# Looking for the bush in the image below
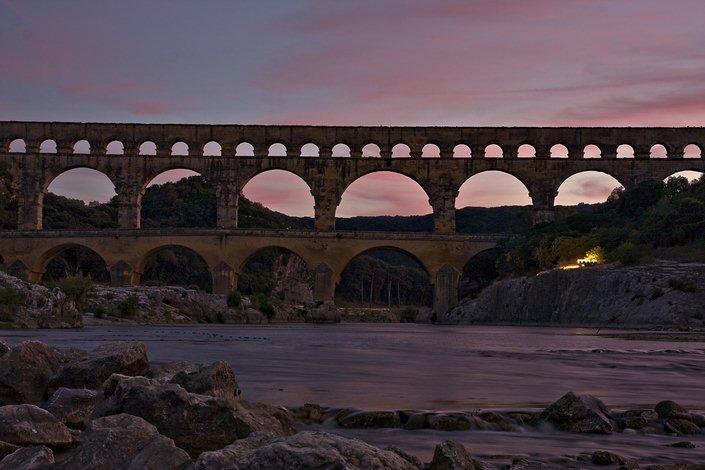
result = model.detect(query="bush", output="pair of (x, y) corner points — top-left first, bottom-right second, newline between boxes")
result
(399, 305), (416, 323)
(55, 275), (94, 312)
(226, 290), (242, 308)
(0, 287), (26, 321)
(668, 278), (697, 293)
(610, 242), (643, 265)
(92, 304), (108, 319)
(251, 293), (276, 320)
(118, 294), (140, 318)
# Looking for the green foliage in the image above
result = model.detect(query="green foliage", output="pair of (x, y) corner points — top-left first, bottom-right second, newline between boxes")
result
(251, 293), (276, 319)
(399, 305), (417, 323)
(0, 287), (26, 321)
(54, 275), (94, 311)
(609, 242), (643, 265)
(92, 304), (108, 318)
(118, 294), (140, 318)
(226, 290), (242, 308)
(585, 246), (606, 263)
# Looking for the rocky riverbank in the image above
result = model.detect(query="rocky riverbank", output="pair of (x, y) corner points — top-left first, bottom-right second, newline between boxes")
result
(440, 261), (705, 329)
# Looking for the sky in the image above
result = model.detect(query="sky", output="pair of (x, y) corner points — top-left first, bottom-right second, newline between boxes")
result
(2, 0), (704, 216)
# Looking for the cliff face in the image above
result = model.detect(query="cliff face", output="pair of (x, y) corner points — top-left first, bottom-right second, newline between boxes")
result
(439, 262), (705, 328)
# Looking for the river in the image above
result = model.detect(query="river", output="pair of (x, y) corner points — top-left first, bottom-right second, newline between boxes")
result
(4, 323), (705, 464)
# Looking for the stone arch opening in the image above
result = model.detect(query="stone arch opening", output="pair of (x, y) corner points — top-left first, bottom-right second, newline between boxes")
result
(73, 140), (90, 154)
(336, 171), (432, 230)
(9, 139), (26, 153)
(550, 144), (569, 159)
(140, 245), (212, 292)
(517, 144), (536, 158)
(268, 143), (287, 157)
(139, 141), (157, 156)
(335, 247), (432, 309)
(617, 144), (634, 158)
(203, 141), (222, 156)
(684, 144), (702, 159)
(453, 144), (471, 158)
(41, 244), (110, 284)
(331, 143), (351, 157)
(555, 171), (624, 206)
(300, 143), (319, 157)
(391, 143), (411, 158)
(141, 169), (213, 228)
(43, 168), (117, 229)
(484, 144), (503, 158)
(240, 169), (314, 225)
(171, 141), (189, 156)
(362, 143), (381, 158)
(236, 142), (255, 157)
(40, 139), (57, 153)
(650, 144), (668, 159)
(238, 247), (313, 307)
(106, 140), (124, 155)
(422, 143), (440, 158)
(583, 144), (601, 159)
(458, 247), (503, 301)
(665, 170), (703, 183)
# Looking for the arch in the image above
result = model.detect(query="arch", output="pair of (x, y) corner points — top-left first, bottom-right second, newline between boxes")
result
(583, 144), (601, 159)
(331, 143), (351, 158)
(361, 143), (381, 158)
(171, 141), (189, 156)
(73, 140), (90, 154)
(106, 140), (124, 155)
(650, 144), (668, 159)
(484, 144), (503, 158)
(422, 143), (441, 158)
(517, 144), (536, 158)
(455, 170), (531, 209)
(458, 247), (503, 300)
(44, 166), (117, 206)
(203, 141), (222, 156)
(236, 142), (255, 157)
(268, 142), (287, 157)
(665, 170), (703, 183)
(237, 246), (313, 305)
(241, 169), (314, 220)
(39, 243), (110, 283)
(40, 139), (57, 153)
(617, 144), (634, 158)
(336, 170), (432, 220)
(141, 169), (213, 227)
(300, 142), (319, 157)
(9, 138), (26, 153)
(139, 141), (157, 156)
(555, 171), (624, 206)
(453, 144), (471, 158)
(138, 245), (213, 292)
(391, 143), (411, 158)
(335, 246), (432, 307)
(684, 143), (702, 159)
(550, 144), (569, 159)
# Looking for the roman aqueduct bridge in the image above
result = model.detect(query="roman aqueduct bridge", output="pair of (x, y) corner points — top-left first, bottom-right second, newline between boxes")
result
(1, 121), (703, 312)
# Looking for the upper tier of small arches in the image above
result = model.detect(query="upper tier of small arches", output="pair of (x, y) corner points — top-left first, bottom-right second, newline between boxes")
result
(2, 122), (704, 159)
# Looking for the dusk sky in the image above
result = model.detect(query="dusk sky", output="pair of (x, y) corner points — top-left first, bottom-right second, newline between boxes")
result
(2, 0), (704, 216)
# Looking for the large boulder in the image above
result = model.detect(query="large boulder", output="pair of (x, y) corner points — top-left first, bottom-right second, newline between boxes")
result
(192, 431), (419, 469)
(43, 387), (101, 429)
(0, 341), (62, 405)
(540, 392), (616, 434)
(53, 413), (190, 469)
(428, 440), (482, 470)
(0, 446), (54, 470)
(0, 271), (82, 329)
(93, 374), (294, 457)
(169, 361), (240, 400)
(655, 400), (689, 420)
(338, 410), (402, 428)
(0, 442), (18, 460)
(48, 341), (149, 393)
(0, 404), (72, 448)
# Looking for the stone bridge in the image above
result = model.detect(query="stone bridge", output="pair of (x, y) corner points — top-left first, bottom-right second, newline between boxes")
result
(1, 121), (703, 312)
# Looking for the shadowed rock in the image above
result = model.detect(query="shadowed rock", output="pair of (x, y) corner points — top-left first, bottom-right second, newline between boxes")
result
(0, 446), (54, 470)
(540, 392), (616, 434)
(428, 440), (482, 470)
(655, 400), (688, 420)
(0, 404), (72, 448)
(0, 442), (18, 460)
(53, 414), (190, 469)
(338, 410), (402, 429)
(169, 361), (240, 400)
(43, 387), (100, 429)
(0, 341), (61, 405)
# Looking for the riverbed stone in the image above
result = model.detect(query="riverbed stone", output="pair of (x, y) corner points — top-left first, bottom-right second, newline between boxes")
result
(193, 431), (418, 470)
(0, 341), (61, 405)
(93, 374), (294, 457)
(540, 392), (616, 434)
(664, 418), (700, 435)
(403, 412), (429, 430)
(0, 445), (54, 470)
(655, 400), (689, 420)
(48, 341), (149, 393)
(623, 408), (659, 429)
(338, 410), (402, 428)
(428, 440), (481, 470)
(0, 404), (72, 448)
(0, 442), (18, 460)
(0, 342), (9, 357)
(169, 360), (240, 399)
(591, 450), (624, 465)
(43, 387), (100, 429)
(54, 413), (190, 469)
